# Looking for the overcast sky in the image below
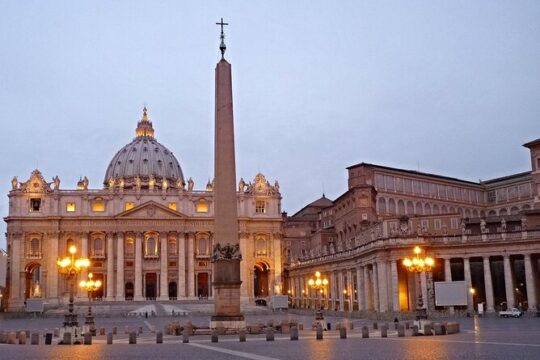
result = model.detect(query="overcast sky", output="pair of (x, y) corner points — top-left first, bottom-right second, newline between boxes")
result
(1, 1), (539, 249)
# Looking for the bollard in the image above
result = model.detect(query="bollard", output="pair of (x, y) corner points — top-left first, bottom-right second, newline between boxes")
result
(339, 327), (347, 339)
(266, 327), (275, 341)
(398, 325), (405, 337)
(107, 332), (113, 344)
(412, 325), (419, 336)
(424, 323), (433, 336)
(281, 323), (290, 334)
(84, 332), (92, 345)
(290, 326), (299, 341)
(62, 332), (72, 345)
(362, 326), (369, 338)
(54, 328), (60, 338)
(0, 331), (5, 344)
(238, 330), (246, 342)
(373, 322), (378, 330)
(156, 331), (163, 344)
(8, 332), (16, 345)
(129, 331), (137, 344)
(125, 325), (129, 335)
(316, 324), (323, 340)
(181, 329), (189, 343)
(31, 332), (39, 345)
(45, 333), (53, 345)
(349, 322), (354, 330)
(298, 323), (304, 331)
(99, 327), (106, 336)
(381, 325), (388, 338)
(19, 331), (27, 345)
(112, 326), (117, 335)
(211, 329), (219, 343)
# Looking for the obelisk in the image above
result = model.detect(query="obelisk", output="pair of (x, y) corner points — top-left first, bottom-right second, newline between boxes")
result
(210, 18), (245, 329)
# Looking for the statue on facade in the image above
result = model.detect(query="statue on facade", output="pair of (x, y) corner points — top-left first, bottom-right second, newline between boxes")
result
(52, 175), (60, 190)
(461, 220), (466, 235)
(274, 180), (280, 193)
(82, 176), (89, 190)
(187, 177), (194, 191)
(501, 218), (507, 232)
(118, 177), (125, 189)
(521, 216), (528, 231)
(162, 178), (168, 190)
(11, 176), (18, 190)
(148, 175), (156, 190)
(108, 177), (115, 190)
(176, 178), (185, 190)
(238, 178), (245, 192)
(206, 179), (213, 192)
(134, 176), (141, 190)
(480, 219), (487, 234)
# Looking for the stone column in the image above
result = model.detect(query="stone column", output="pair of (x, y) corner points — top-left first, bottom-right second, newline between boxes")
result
(158, 232), (168, 300)
(177, 232), (186, 298)
(372, 263), (380, 311)
(391, 260), (400, 312)
(239, 233), (249, 302)
(273, 233), (283, 295)
(444, 258), (455, 313)
(77, 232), (89, 299)
(483, 256), (495, 312)
(338, 271), (344, 311)
(363, 266), (372, 310)
(105, 232), (115, 301)
(187, 232), (195, 298)
(116, 232), (124, 301)
(503, 255), (515, 309)
(420, 271), (428, 310)
(356, 266), (365, 311)
(524, 253), (537, 311)
(47, 232), (59, 301)
(377, 261), (389, 312)
(134, 232), (144, 301)
(10, 234), (21, 304)
(463, 258), (473, 311)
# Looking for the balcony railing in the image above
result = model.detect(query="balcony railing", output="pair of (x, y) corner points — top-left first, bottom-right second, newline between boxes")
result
(26, 252), (42, 259)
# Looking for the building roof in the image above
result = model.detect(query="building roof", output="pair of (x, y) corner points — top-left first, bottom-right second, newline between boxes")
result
(523, 138), (540, 148)
(290, 194), (333, 218)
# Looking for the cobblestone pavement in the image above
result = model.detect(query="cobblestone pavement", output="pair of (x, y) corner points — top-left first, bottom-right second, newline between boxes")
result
(0, 315), (539, 359)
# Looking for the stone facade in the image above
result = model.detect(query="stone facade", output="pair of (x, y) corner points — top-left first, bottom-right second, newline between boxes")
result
(4, 112), (282, 311)
(285, 139), (540, 314)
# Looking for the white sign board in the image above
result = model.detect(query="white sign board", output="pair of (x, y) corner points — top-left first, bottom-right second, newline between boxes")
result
(25, 298), (45, 313)
(434, 281), (467, 306)
(271, 295), (289, 309)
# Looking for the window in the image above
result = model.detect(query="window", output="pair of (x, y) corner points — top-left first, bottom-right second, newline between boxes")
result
(487, 191), (496, 204)
(66, 202), (76, 212)
(196, 199), (209, 213)
(168, 238), (177, 255)
(537, 158), (540, 170)
(145, 237), (158, 257)
(125, 202), (135, 210)
(92, 198), (105, 212)
(92, 238), (104, 257)
(197, 238), (208, 255)
(168, 202), (177, 211)
(256, 237), (267, 256)
(434, 219), (442, 230)
(30, 198), (41, 212)
(27, 238), (41, 258)
(255, 200), (266, 214)
(125, 237), (135, 256)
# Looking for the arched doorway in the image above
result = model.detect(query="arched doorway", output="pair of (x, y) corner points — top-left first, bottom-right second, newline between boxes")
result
(125, 282), (134, 300)
(168, 281), (177, 299)
(24, 263), (42, 299)
(145, 273), (157, 299)
(91, 273), (105, 299)
(253, 261), (270, 298)
(197, 273), (209, 299)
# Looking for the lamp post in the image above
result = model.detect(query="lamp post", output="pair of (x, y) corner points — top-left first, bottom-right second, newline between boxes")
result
(402, 246), (434, 321)
(57, 245), (90, 342)
(79, 273), (102, 336)
(308, 271), (329, 329)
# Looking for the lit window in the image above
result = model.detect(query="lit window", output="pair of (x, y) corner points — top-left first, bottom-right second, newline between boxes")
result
(125, 202), (135, 210)
(92, 238), (104, 257)
(145, 237), (158, 257)
(255, 200), (266, 214)
(196, 199), (209, 213)
(30, 198), (41, 212)
(256, 237), (267, 256)
(92, 198), (105, 212)
(66, 202), (76, 212)
(168, 238), (177, 255)
(125, 238), (135, 256)
(168, 202), (177, 211)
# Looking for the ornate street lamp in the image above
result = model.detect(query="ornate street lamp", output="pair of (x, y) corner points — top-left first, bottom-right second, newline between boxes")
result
(308, 271), (329, 329)
(79, 273), (102, 336)
(57, 245), (90, 342)
(403, 246), (434, 320)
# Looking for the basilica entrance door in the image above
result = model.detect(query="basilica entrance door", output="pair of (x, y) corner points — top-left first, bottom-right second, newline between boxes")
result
(197, 273), (209, 298)
(24, 263), (41, 299)
(254, 262), (270, 297)
(145, 273), (157, 299)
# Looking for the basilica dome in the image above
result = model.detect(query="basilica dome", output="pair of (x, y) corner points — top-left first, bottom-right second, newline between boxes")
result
(103, 107), (185, 189)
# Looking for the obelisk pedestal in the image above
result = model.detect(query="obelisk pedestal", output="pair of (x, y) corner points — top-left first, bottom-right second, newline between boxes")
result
(210, 22), (245, 330)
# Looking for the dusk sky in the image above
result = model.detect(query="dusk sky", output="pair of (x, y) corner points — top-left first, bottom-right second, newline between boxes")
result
(1, 1), (539, 249)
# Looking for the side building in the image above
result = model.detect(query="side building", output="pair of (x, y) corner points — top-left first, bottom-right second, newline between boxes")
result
(4, 109), (283, 311)
(284, 139), (540, 314)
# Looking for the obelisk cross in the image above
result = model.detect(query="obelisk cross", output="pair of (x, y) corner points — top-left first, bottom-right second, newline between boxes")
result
(216, 17), (229, 59)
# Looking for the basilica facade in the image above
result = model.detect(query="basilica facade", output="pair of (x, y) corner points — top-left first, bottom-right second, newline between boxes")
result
(5, 109), (283, 311)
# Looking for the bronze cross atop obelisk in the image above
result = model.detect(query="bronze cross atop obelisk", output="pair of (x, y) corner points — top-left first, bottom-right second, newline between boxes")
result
(216, 17), (229, 59)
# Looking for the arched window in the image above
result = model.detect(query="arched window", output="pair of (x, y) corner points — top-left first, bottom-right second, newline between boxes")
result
(377, 198), (387, 214)
(424, 203), (432, 215)
(125, 237), (135, 256)
(499, 208), (508, 216)
(407, 201), (414, 215)
(30, 238), (40, 256)
(198, 238), (208, 255)
(168, 237), (177, 255)
(145, 237), (158, 257)
(397, 200), (405, 215)
(388, 199), (396, 214)
(510, 207), (519, 215)
(433, 204), (440, 215)
(93, 237), (104, 257)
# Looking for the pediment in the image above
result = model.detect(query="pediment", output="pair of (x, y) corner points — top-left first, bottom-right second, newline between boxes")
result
(115, 201), (187, 219)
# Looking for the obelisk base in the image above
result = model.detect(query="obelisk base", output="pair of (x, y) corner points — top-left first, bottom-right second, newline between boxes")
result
(211, 259), (245, 329)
